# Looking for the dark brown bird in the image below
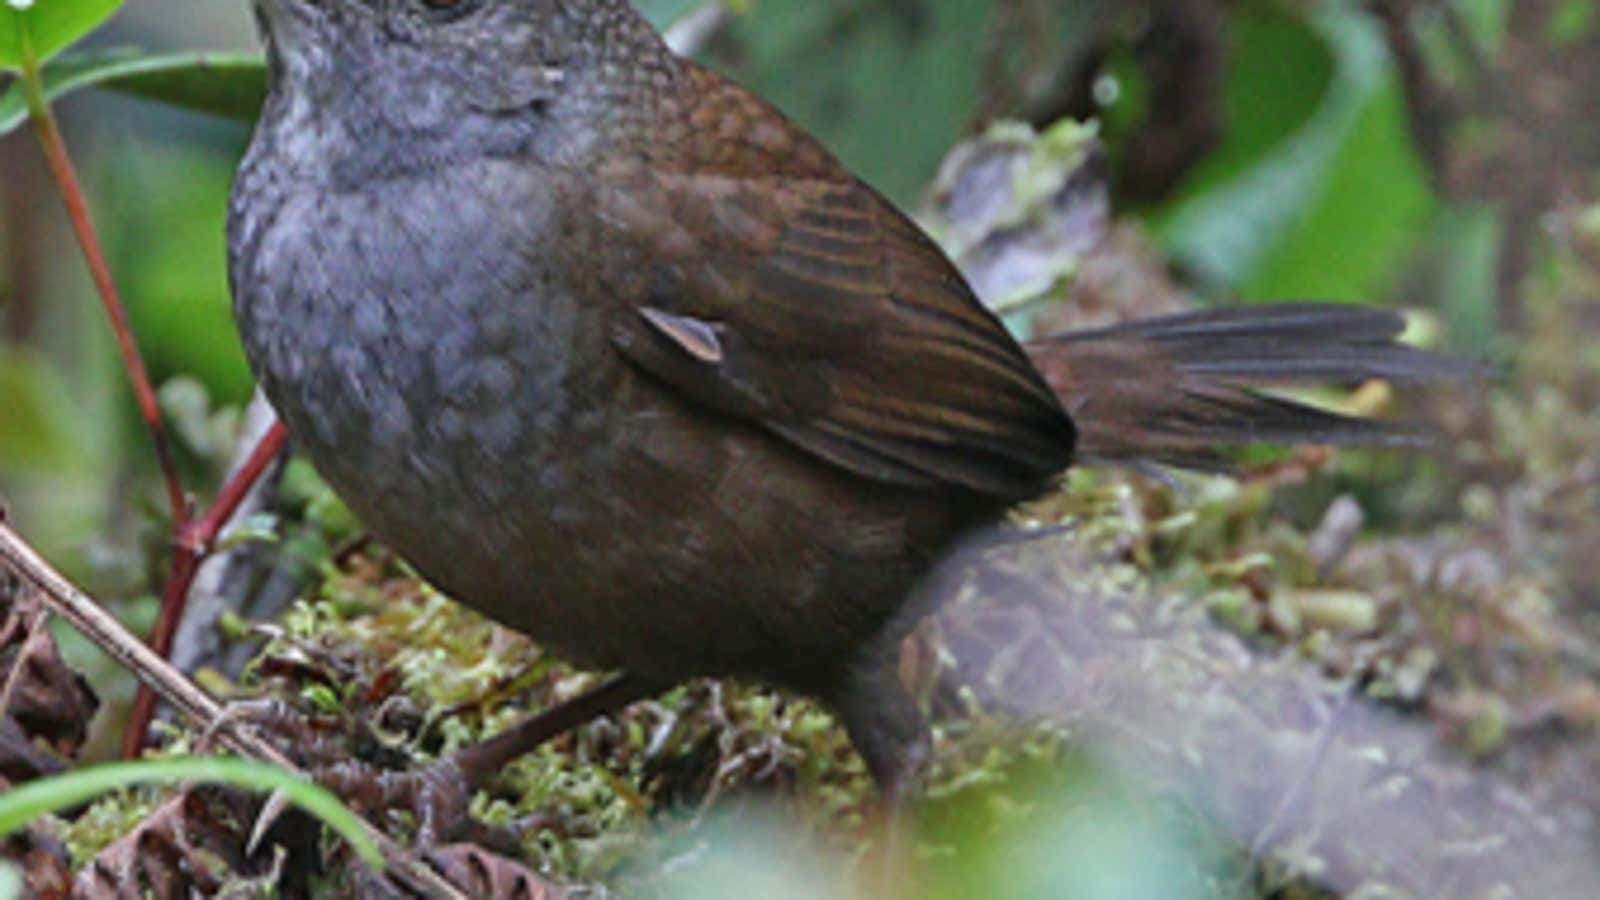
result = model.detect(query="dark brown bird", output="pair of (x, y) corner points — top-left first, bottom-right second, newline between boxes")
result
(228, 0), (1462, 824)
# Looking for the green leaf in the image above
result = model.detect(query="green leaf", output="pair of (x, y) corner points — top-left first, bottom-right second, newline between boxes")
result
(0, 0), (726, 133)
(0, 756), (382, 869)
(0, 0), (123, 72)
(1424, 204), (1502, 353)
(106, 139), (256, 402)
(1127, 4), (1336, 215)
(1241, 79), (1436, 303)
(725, 2), (956, 200)
(1153, 5), (1437, 303)
(0, 0), (723, 131)
(1546, 0), (1596, 47)
(1456, 0), (1513, 53)
(1157, 7), (1394, 290)
(0, 49), (265, 137)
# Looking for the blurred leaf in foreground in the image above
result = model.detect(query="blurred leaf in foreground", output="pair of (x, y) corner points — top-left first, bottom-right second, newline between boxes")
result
(0, 50), (263, 137)
(0, 0), (122, 71)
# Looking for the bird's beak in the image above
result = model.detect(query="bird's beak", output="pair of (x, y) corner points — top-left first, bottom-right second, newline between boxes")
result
(252, 0), (336, 88)
(253, 0), (323, 45)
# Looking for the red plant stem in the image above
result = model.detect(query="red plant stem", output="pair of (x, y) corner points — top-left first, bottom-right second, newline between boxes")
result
(20, 53), (190, 527)
(191, 422), (292, 552)
(122, 422), (291, 759)
(15, 49), (294, 758)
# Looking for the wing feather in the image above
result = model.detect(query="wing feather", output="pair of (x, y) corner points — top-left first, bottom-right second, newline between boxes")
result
(593, 107), (1075, 499)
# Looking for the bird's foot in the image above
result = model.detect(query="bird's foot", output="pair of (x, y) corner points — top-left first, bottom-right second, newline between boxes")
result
(220, 674), (661, 856)
(202, 697), (514, 852)
(309, 673), (663, 851)
(199, 696), (355, 771)
(317, 757), (467, 846)
(313, 756), (526, 855)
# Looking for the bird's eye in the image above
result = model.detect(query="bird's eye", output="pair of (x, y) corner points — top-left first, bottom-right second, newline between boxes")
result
(418, 0), (479, 20)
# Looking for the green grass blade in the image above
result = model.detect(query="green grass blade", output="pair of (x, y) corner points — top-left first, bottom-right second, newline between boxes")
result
(0, 757), (382, 869)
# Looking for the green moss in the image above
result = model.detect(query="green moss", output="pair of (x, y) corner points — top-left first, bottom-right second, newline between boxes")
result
(57, 788), (167, 868)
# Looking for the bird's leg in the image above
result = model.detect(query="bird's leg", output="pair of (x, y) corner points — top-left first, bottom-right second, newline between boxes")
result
(319, 672), (663, 846)
(833, 660), (931, 894)
(835, 660), (933, 803)
(446, 672), (664, 789)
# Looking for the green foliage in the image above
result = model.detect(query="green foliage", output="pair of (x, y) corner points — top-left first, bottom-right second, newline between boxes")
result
(1243, 80), (1435, 301)
(0, 347), (122, 563)
(713, 1), (1035, 203)
(106, 139), (254, 402)
(637, 0), (710, 29)
(1418, 204), (1502, 353)
(1140, 3), (1336, 211)
(0, 348), (98, 476)
(1546, 0), (1596, 46)
(735, 1), (985, 198)
(1156, 5), (1436, 301)
(1456, 0), (1512, 51)
(0, 0), (121, 71)
(0, 50), (263, 136)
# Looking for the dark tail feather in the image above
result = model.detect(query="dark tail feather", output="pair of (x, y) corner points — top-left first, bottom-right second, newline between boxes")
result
(1024, 303), (1479, 470)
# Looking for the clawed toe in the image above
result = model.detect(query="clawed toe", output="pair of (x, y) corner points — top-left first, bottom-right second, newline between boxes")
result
(315, 758), (472, 847)
(228, 674), (661, 855)
(200, 696), (352, 770)
(198, 697), (297, 752)
(311, 757), (521, 853)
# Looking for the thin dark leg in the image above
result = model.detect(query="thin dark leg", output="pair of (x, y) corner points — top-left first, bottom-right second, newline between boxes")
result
(832, 661), (931, 892)
(833, 665), (932, 801)
(448, 672), (662, 786)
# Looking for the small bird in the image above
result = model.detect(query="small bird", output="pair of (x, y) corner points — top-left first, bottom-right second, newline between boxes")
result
(228, 0), (1462, 825)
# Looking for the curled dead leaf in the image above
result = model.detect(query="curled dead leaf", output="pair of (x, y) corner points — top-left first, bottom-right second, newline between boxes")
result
(429, 843), (566, 899)
(70, 787), (275, 900)
(0, 578), (98, 781)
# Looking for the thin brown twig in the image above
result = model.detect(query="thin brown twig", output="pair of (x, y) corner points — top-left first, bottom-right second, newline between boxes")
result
(0, 520), (467, 900)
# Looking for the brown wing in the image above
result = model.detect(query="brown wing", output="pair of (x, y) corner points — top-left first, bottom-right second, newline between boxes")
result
(595, 78), (1075, 499)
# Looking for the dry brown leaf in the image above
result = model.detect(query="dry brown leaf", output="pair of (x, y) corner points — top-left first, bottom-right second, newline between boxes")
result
(70, 787), (269, 900)
(429, 843), (566, 899)
(1, 810), (74, 900)
(0, 578), (99, 781)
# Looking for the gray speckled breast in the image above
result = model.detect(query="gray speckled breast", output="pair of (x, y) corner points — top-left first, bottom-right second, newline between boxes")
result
(231, 158), (606, 622)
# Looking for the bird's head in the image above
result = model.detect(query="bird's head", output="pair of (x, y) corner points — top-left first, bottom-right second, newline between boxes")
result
(250, 0), (669, 180)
